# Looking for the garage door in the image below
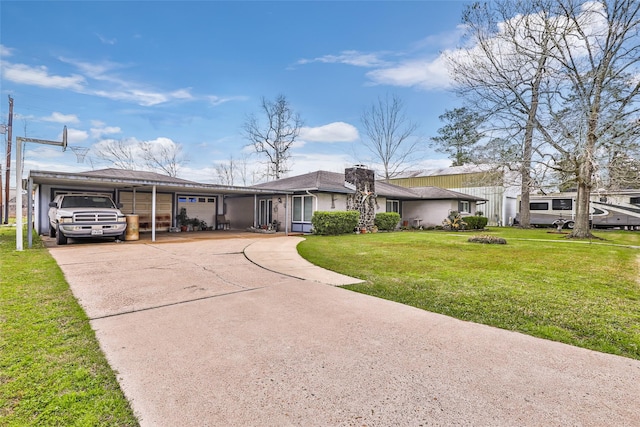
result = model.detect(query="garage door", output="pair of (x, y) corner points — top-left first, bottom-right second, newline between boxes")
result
(120, 192), (173, 231)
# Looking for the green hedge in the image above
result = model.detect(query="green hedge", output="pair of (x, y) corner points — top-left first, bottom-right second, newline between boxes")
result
(463, 216), (488, 230)
(375, 212), (401, 231)
(311, 211), (360, 235)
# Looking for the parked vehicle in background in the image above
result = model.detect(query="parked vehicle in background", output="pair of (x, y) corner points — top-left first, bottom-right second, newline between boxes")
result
(515, 190), (640, 230)
(48, 193), (127, 245)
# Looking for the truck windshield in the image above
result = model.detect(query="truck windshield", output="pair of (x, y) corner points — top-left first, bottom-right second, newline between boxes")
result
(60, 196), (115, 208)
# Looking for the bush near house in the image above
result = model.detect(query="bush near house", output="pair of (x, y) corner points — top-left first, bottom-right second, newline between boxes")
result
(463, 215), (489, 230)
(311, 211), (360, 235)
(375, 212), (401, 231)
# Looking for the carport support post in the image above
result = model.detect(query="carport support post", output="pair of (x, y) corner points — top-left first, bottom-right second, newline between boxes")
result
(253, 194), (257, 228)
(285, 194), (289, 235)
(14, 129), (66, 251)
(27, 177), (33, 248)
(151, 185), (156, 242)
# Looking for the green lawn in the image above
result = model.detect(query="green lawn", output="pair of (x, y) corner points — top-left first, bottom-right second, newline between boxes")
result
(0, 227), (138, 426)
(297, 227), (640, 360)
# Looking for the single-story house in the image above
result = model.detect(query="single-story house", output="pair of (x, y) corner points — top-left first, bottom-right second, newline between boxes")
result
(240, 166), (486, 233)
(28, 166), (485, 240)
(28, 168), (289, 240)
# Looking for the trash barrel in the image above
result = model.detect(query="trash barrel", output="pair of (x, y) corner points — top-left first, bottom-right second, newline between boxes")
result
(125, 214), (139, 241)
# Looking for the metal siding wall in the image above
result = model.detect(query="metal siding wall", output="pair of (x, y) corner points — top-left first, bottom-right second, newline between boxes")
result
(450, 186), (504, 226)
(391, 172), (498, 189)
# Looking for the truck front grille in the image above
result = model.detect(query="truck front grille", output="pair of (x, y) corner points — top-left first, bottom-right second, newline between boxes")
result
(73, 213), (118, 222)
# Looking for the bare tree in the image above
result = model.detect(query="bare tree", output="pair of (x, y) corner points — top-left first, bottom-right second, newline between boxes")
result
(448, 0), (557, 227)
(140, 139), (186, 177)
(214, 155), (236, 185)
(94, 137), (187, 177)
(449, 0), (640, 237)
(93, 139), (139, 170)
(243, 95), (302, 180)
(529, 0), (640, 238)
(360, 93), (420, 181)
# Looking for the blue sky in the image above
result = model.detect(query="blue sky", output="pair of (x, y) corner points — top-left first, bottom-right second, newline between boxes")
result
(1, 1), (470, 184)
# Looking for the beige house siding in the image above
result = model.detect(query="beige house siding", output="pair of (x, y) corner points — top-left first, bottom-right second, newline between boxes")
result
(402, 200), (458, 228)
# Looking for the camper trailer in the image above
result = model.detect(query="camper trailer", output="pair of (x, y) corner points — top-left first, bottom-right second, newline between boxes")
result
(515, 190), (640, 229)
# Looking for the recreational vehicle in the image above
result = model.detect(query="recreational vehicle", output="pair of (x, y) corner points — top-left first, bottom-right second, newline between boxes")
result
(515, 190), (640, 230)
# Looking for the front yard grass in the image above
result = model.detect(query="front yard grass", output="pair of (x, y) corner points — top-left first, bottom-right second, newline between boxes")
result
(0, 227), (138, 426)
(297, 227), (640, 360)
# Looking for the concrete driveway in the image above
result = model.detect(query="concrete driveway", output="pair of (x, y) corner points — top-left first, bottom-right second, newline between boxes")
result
(47, 235), (640, 426)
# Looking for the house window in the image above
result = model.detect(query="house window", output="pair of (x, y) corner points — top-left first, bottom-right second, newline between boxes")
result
(386, 200), (400, 213)
(530, 202), (549, 210)
(458, 200), (470, 213)
(552, 199), (572, 210)
(293, 195), (314, 222)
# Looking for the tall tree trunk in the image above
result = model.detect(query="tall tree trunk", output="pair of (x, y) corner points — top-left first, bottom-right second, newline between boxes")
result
(519, 166), (531, 228)
(571, 180), (592, 238)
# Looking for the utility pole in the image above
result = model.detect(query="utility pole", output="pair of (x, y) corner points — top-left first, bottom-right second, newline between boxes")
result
(4, 96), (13, 224)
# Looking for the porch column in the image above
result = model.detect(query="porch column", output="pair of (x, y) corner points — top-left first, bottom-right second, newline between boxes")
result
(151, 185), (156, 242)
(253, 194), (257, 228)
(285, 194), (289, 235)
(27, 177), (33, 248)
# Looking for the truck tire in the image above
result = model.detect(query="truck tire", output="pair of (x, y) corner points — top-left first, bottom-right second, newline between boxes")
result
(49, 225), (56, 238)
(565, 221), (575, 229)
(56, 224), (67, 245)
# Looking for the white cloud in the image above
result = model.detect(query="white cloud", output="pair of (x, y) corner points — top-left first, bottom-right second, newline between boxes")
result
(90, 125), (121, 139)
(299, 122), (359, 143)
(1, 63), (85, 90)
(366, 55), (452, 90)
(42, 112), (80, 124)
(288, 152), (356, 176)
(208, 95), (247, 106)
(297, 50), (389, 68)
(171, 89), (194, 100)
(0, 44), (14, 57)
(96, 33), (117, 45)
(64, 128), (89, 144)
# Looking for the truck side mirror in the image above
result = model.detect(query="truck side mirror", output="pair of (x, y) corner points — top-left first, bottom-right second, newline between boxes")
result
(116, 203), (123, 209)
(49, 202), (58, 208)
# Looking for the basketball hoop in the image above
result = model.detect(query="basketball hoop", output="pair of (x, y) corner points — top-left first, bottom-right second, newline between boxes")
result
(70, 146), (90, 163)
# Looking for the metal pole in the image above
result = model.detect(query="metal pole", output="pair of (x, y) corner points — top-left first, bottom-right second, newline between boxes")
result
(27, 177), (33, 248)
(4, 96), (13, 223)
(151, 185), (156, 242)
(15, 138), (22, 250)
(285, 194), (289, 236)
(14, 132), (65, 250)
(253, 194), (257, 228)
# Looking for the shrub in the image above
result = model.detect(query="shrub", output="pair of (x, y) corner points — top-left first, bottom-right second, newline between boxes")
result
(374, 212), (401, 231)
(443, 211), (467, 231)
(463, 216), (489, 230)
(311, 211), (360, 235)
(468, 235), (507, 244)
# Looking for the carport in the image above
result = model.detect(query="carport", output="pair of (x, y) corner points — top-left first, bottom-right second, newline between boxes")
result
(28, 168), (292, 247)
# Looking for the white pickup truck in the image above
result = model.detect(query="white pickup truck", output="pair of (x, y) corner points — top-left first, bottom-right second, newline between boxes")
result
(48, 194), (127, 245)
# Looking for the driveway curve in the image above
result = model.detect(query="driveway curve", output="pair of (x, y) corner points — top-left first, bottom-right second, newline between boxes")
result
(47, 236), (640, 426)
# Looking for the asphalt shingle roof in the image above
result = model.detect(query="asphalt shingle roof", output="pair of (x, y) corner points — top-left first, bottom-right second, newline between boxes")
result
(253, 170), (485, 201)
